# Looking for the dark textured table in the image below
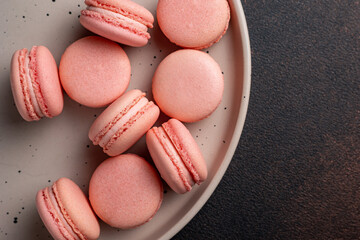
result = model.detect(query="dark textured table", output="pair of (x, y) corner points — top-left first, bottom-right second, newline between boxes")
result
(174, 1), (360, 239)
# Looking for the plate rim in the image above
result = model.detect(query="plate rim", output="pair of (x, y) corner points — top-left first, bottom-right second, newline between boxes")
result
(159, 0), (252, 239)
(0, 0), (251, 238)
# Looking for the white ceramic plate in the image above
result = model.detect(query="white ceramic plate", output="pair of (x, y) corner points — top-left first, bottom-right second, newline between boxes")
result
(0, 0), (250, 239)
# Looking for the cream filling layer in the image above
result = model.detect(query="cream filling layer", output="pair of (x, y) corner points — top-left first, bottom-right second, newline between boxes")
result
(47, 187), (80, 240)
(25, 52), (44, 118)
(99, 97), (149, 147)
(86, 6), (147, 32)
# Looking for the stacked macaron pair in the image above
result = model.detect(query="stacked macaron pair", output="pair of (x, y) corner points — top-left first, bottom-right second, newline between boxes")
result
(9, 0), (232, 238)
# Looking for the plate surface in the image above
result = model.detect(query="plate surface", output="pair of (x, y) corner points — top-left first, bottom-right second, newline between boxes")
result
(0, 0), (251, 239)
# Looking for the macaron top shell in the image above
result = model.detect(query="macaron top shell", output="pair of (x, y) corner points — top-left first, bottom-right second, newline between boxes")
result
(54, 178), (100, 240)
(157, 0), (230, 49)
(10, 46), (63, 121)
(59, 36), (130, 108)
(152, 49), (224, 122)
(89, 154), (163, 229)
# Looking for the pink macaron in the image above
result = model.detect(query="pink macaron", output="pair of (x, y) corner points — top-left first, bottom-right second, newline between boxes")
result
(89, 89), (160, 156)
(36, 178), (100, 240)
(152, 49), (224, 123)
(10, 46), (63, 121)
(59, 36), (131, 108)
(157, 0), (230, 49)
(80, 0), (154, 47)
(146, 118), (207, 194)
(89, 154), (163, 229)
